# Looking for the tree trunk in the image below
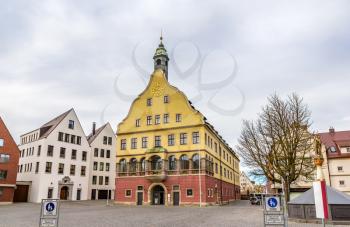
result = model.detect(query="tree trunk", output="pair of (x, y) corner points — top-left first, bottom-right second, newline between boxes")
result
(282, 179), (290, 213)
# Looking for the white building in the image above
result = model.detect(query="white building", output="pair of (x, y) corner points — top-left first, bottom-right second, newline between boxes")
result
(240, 171), (255, 196)
(87, 122), (116, 200)
(17, 109), (91, 203)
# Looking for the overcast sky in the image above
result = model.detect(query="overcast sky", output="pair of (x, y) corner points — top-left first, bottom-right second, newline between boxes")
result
(1, 0), (350, 157)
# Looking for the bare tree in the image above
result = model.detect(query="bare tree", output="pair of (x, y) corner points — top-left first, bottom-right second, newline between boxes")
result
(237, 93), (315, 201)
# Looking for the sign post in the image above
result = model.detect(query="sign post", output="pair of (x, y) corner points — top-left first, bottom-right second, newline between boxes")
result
(39, 199), (60, 227)
(263, 195), (285, 227)
(313, 181), (328, 227)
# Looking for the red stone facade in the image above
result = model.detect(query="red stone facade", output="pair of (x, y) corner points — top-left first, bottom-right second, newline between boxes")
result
(115, 175), (240, 206)
(0, 117), (20, 203)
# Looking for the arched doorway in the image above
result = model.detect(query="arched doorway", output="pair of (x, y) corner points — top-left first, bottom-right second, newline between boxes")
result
(60, 186), (69, 200)
(151, 185), (165, 205)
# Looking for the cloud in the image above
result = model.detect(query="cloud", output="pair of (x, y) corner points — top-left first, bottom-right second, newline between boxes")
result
(1, 0), (350, 156)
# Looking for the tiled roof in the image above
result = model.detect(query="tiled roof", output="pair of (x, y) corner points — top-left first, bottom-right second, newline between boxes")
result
(38, 109), (73, 139)
(318, 130), (350, 157)
(86, 123), (108, 144)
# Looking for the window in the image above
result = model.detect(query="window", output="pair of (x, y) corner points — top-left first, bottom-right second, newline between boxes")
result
(119, 159), (127, 172)
(106, 150), (110, 158)
(338, 166), (343, 172)
(45, 162), (52, 173)
(215, 163), (218, 174)
(64, 134), (69, 142)
(138, 186), (143, 190)
(103, 136), (108, 145)
(94, 148), (98, 157)
(47, 145), (54, 157)
(70, 165), (76, 175)
(81, 166), (86, 176)
(147, 98), (152, 106)
(131, 138), (137, 149)
(340, 180), (345, 186)
(71, 149), (77, 160)
(168, 134), (175, 146)
(58, 163), (64, 174)
(37, 145), (41, 156)
(58, 132), (64, 141)
(147, 116), (152, 125)
(0, 170), (7, 179)
(192, 132), (199, 144)
(192, 154), (200, 169)
(173, 185), (180, 190)
(105, 176), (109, 185)
(186, 189), (193, 197)
(155, 115), (160, 125)
(60, 147), (66, 158)
(99, 162), (104, 171)
(121, 139), (126, 150)
(125, 189), (132, 197)
(35, 162), (39, 173)
(93, 162), (98, 171)
(163, 114), (169, 123)
(347, 147), (350, 153)
(130, 158), (137, 174)
(70, 135), (76, 144)
(330, 146), (337, 153)
(180, 155), (189, 170)
(82, 151), (87, 161)
(150, 156), (162, 170)
(48, 188), (53, 199)
(140, 158), (146, 172)
(168, 156), (176, 170)
(142, 137), (148, 148)
(0, 154), (10, 163)
(180, 133), (187, 145)
(106, 163), (110, 171)
(99, 176), (103, 185)
(68, 120), (75, 129)
(164, 95), (169, 103)
(77, 136), (81, 145)
(108, 137), (112, 145)
(155, 136), (161, 147)
(0, 138), (3, 147)
(136, 119), (140, 127)
(100, 149), (105, 157)
(92, 176), (97, 185)
(176, 114), (182, 122)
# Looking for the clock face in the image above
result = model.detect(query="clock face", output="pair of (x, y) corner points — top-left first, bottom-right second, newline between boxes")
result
(151, 82), (164, 97)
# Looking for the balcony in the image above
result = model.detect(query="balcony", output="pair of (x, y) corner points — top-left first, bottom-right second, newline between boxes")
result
(145, 169), (167, 182)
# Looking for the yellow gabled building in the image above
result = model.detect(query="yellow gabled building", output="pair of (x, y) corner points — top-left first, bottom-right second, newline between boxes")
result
(115, 36), (240, 206)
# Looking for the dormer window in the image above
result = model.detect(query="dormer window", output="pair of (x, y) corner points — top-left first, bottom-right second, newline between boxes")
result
(147, 98), (152, 106)
(68, 120), (75, 129)
(329, 146), (337, 153)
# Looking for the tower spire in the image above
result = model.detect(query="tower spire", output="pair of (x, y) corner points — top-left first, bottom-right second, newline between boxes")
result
(153, 32), (169, 80)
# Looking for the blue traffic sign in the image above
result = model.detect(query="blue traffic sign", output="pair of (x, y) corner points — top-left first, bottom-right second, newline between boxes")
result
(267, 198), (278, 208)
(46, 202), (55, 212)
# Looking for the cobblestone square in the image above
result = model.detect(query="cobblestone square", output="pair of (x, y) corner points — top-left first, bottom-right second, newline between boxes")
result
(0, 200), (348, 227)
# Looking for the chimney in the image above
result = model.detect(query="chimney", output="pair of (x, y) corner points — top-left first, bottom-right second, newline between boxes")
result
(92, 122), (96, 135)
(329, 127), (335, 134)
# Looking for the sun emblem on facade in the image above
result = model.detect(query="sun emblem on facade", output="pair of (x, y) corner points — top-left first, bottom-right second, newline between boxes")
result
(151, 82), (164, 97)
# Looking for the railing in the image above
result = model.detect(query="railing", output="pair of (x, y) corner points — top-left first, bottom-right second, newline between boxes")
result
(116, 158), (214, 177)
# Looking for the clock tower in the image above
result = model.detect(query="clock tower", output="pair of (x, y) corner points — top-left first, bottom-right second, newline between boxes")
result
(153, 35), (169, 80)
